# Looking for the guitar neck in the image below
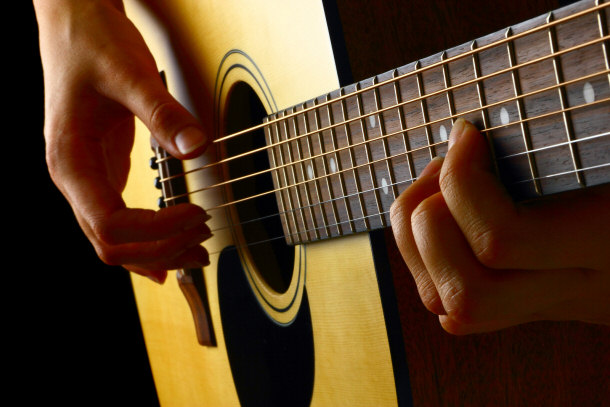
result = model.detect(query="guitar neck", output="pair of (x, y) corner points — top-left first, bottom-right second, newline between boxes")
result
(264, 0), (610, 245)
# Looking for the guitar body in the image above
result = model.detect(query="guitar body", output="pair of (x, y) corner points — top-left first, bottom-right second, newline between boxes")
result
(123, 0), (610, 406)
(124, 1), (396, 406)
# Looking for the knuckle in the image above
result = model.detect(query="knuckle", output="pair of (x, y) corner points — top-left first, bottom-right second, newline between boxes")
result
(438, 158), (463, 197)
(410, 196), (435, 228)
(418, 283), (445, 315)
(469, 222), (513, 269)
(149, 99), (181, 138)
(94, 243), (121, 266)
(440, 280), (483, 326)
(389, 197), (408, 229)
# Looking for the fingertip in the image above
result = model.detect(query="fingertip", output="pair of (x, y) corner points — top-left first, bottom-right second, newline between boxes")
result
(447, 118), (483, 153)
(447, 117), (467, 150)
(418, 156), (445, 179)
(147, 270), (168, 285)
(174, 126), (209, 157)
(142, 95), (210, 159)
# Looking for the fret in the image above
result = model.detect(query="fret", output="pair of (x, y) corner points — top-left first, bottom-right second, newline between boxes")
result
(596, 0), (610, 86)
(299, 101), (330, 241)
(505, 27), (543, 195)
(391, 69), (417, 189)
(310, 98), (339, 238)
(320, 94), (346, 237)
(414, 61), (437, 160)
(355, 81), (386, 228)
(326, 92), (356, 234)
(288, 106), (321, 241)
(280, 112), (310, 242)
(274, 117), (303, 243)
(370, 75), (400, 225)
(470, 40), (497, 164)
(265, 117), (295, 245)
(546, 11), (585, 186)
(338, 86), (370, 231)
(394, 63), (439, 177)
(441, 51), (457, 125)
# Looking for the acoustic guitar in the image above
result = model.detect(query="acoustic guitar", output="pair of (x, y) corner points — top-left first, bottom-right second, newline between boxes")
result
(122, 0), (610, 405)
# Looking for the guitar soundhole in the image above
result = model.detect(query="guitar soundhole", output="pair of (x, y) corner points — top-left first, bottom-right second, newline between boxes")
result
(224, 82), (294, 293)
(220, 82), (314, 407)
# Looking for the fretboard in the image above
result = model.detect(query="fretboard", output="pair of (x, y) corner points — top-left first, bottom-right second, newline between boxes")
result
(264, 0), (610, 246)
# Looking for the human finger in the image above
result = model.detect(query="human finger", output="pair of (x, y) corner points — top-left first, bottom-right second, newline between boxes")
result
(96, 39), (210, 160)
(98, 204), (210, 245)
(440, 119), (609, 271)
(390, 156), (446, 315)
(78, 211), (211, 269)
(411, 191), (595, 334)
(125, 244), (210, 281)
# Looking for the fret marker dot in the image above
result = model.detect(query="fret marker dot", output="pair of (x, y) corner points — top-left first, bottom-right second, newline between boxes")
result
(500, 107), (510, 125)
(381, 178), (389, 195)
(329, 157), (337, 173)
(307, 164), (314, 180)
(439, 125), (448, 142)
(369, 114), (376, 128)
(583, 82), (595, 104)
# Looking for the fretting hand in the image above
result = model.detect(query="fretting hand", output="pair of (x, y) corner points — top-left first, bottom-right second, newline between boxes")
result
(390, 118), (610, 334)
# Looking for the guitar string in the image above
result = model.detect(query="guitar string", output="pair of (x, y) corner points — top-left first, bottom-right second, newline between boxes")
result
(166, 92), (610, 209)
(205, 134), (610, 252)
(158, 36), (610, 191)
(149, 3), (610, 251)
(206, 130), (610, 233)
(162, 68), (610, 202)
(205, 159), (610, 255)
(155, 1), (609, 168)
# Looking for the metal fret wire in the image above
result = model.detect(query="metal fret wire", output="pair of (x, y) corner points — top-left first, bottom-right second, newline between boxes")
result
(338, 86), (370, 230)
(154, 3), (609, 170)
(311, 98), (336, 237)
(291, 106), (322, 241)
(321, 93), (347, 236)
(373, 76), (400, 202)
(272, 114), (299, 244)
(159, 33), (610, 186)
(598, 0), (610, 84)
(264, 118), (292, 243)
(166, 68), (610, 204)
(547, 12), (585, 185)
(506, 27), (542, 195)
(280, 110), (309, 242)
(354, 81), (379, 228)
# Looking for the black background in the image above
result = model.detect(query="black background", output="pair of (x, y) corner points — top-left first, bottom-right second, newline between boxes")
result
(15, 3), (159, 404)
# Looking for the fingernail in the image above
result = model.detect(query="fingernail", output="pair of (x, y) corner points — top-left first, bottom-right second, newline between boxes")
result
(175, 127), (207, 155)
(419, 156), (444, 179)
(147, 275), (161, 284)
(147, 271), (167, 285)
(448, 118), (467, 150)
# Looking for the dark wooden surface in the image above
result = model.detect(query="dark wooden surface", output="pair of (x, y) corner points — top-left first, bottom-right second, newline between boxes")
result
(335, 0), (610, 405)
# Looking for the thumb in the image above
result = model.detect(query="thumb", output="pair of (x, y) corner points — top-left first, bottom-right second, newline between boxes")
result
(108, 63), (209, 159)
